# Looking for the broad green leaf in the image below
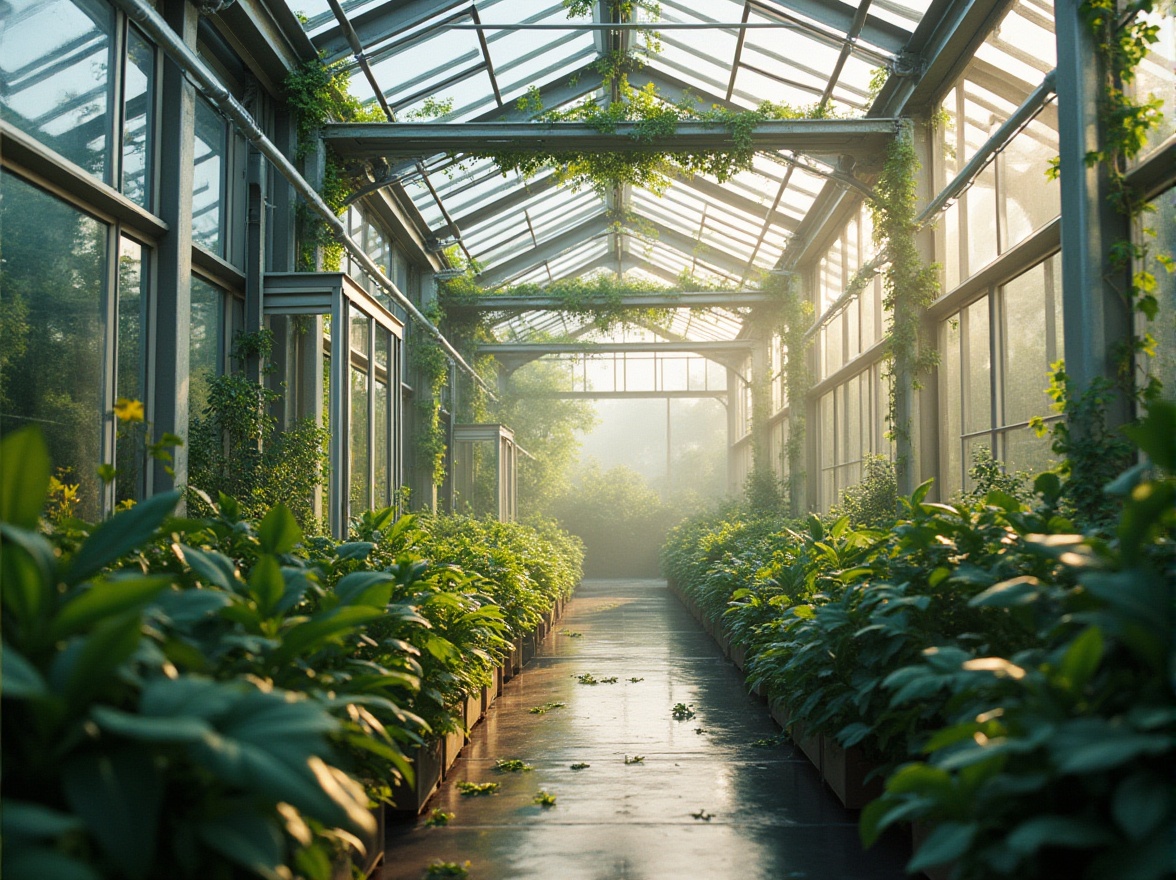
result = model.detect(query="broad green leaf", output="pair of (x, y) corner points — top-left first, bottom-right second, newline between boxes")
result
(1, 642), (47, 699)
(62, 749), (162, 880)
(3, 848), (103, 880)
(1, 524), (56, 623)
(272, 606), (385, 665)
(56, 611), (145, 707)
(335, 541), (375, 561)
(150, 588), (232, 626)
(1006, 815), (1113, 856)
(1112, 771), (1170, 839)
(257, 503), (301, 555)
(67, 490), (182, 585)
(837, 722), (872, 747)
(334, 571), (394, 608)
(908, 821), (976, 872)
(911, 479), (934, 505)
(92, 705), (213, 742)
(140, 676), (240, 720)
(1056, 626), (1103, 692)
(197, 812), (286, 880)
(1051, 719), (1170, 774)
(970, 576), (1041, 608)
(860, 796), (933, 847)
(1124, 400), (1176, 471)
(50, 574), (172, 640)
(248, 555), (286, 618)
(1, 800), (84, 839)
(0, 427), (51, 529)
(176, 545), (238, 591)
(885, 763), (954, 800)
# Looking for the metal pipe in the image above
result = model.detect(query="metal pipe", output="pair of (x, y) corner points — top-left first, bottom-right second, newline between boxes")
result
(111, 0), (496, 399)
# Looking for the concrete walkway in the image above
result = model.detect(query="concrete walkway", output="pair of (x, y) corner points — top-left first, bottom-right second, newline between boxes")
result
(380, 579), (910, 880)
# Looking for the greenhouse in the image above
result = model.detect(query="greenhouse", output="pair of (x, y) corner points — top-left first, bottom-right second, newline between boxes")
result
(0, 0), (1173, 876)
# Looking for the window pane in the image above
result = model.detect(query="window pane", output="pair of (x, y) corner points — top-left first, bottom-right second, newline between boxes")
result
(0, 171), (108, 519)
(1001, 116), (1059, 249)
(116, 237), (148, 505)
(1001, 262), (1051, 426)
(0, 0), (114, 182)
(351, 365), (370, 513)
(964, 298), (992, 435)
(192, 97), (225, 255)
(123, 27), (155, 209)
(189, 277), (224, 425)
(374, 378), (389, 508)
(941, 316), (963, 497)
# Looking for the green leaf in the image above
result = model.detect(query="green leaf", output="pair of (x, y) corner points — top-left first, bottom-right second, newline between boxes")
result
(1, 800), (85, 839)
(67, 490), (182, 585)
(1, 642), (47, 699)
(1124, 400), (1176, 471)
(140, 676), (239, 720)
(272, 606), (385, 665)
(56, 611), (145, 707)
(1006, 815), (1113, 857)
(911, 479), (933, 505)
(1112, 771), (1171, 839)
(1, 524), (57, 623)
(150, 589), (232, 626)
(3, 848), (103, 880)
(49, 574), (172, 641)
(62, 749), (162, 880)
(908, 821), (976, 872)
(257, 503), (301, 555)
(92, 705), (213, 742)
(970, 576), (1041, 608)
(0, 427), (51, 529)
(1056, 626), (1103, 692)
(335, 541), (375, 561)
(177, 545), (238, 591)
(1051, 719), (1169, 774)
(334, 571), (394, 608)
(248, 555), (286, 618)
(197, 812), (286, 880)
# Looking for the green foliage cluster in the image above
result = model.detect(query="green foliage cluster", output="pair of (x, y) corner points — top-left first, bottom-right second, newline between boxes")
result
(830, 454), (897, 528)
(661, 401), (1176, 880)
(406, 513), (583, 638)
(1079, 0), (1172, 400)
(764, 272), (812, 512)
(284, 57), (383, 272)
(187, 330), (328, 531)
(549, 463), (683, 577)
(408, 307), (452, 489)
(2, 426), (586, 878)
(491, 76), (827, 196)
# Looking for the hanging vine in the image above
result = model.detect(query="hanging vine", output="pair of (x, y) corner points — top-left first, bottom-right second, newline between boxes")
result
(870, 123), (941, 459)
(764, 272), (812, 512)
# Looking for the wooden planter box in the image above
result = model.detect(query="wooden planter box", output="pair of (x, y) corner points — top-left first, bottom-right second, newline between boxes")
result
(464, 691), (483, 736)
(729, 641), (748, 671)
(441, 725), (465, 776)
(770, 701), (822, 772)
(388, 739), (443, 816)
(521, 631), (537, 664)
(821, 735), (884, 810)
(503, 638), (523, 680)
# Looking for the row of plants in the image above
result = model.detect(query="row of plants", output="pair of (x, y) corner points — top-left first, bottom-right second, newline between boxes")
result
(660, 401), (1174, 879)
(2, 426), (582, 879)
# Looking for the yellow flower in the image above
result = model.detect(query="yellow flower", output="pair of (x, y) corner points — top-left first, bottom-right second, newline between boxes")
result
(114, 398), (145, 423)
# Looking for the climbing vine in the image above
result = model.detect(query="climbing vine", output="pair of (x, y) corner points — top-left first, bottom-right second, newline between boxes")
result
(764, 271), (812, 513)
(409, 304), (452, 488)
(284, 56), (383, 271)
(870, 124), (940, 462)
(482, 1), (827, 195)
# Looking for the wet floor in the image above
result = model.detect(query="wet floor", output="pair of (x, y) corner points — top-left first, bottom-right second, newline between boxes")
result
(379, 578), (911, 880)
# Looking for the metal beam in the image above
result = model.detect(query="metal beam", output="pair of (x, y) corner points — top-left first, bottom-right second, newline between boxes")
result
(443, 290), (773, 311)
(313, 0), (466, 63)
(636, 218), (753, 277)
(477, 341), (755, 354)
(524, 390), (728, 399)
(475, 214), (613, 286)
(751, 0), (910, 55)
(322, 119), (899, 161)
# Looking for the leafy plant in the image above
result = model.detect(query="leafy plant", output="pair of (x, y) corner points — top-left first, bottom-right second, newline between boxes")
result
(576, 673), (599, 685)
(424, 809), (454, 827)
(529, 702), (566, 715)
(455, 781), (499, 796)
(624, 755), (645, 764)
(691, 810), (714, 821)
(671, 703), (695, 720)
(423, 860), (470, 878)
(570, 763), (591, 770)
(832, 454), (898, 527)
(494, 759), (533, 773)
(532, 790), (557, 807)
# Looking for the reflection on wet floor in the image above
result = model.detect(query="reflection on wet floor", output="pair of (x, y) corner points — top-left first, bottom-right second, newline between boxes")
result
(379, 579), (910, 880)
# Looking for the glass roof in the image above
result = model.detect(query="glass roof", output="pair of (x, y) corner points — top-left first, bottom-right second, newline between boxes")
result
(292, 0), (1065, 344)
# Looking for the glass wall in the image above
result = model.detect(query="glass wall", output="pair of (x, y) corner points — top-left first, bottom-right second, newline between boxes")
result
(816, 363), (891, 510)
(939, 254), (1064, 496)
(0, 171), (158, 518)
(0, 0), (156, 206)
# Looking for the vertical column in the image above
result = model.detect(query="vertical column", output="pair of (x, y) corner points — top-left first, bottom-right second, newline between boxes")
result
(913, 115), (941, 499)
(1054, 0), (1133, 421)
(150, 0), (197, 495)
(725, 365), (741, 495)
(243, 144), (266, 384)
